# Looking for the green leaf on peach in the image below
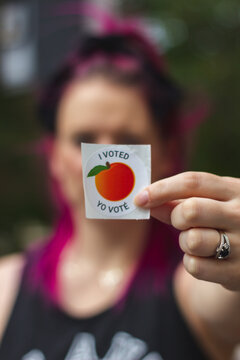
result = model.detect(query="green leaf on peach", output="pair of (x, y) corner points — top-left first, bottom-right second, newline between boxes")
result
(87, 165), (108, 177)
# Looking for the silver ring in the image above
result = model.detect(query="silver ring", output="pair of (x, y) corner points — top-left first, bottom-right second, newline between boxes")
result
(216, 231), (231, 260)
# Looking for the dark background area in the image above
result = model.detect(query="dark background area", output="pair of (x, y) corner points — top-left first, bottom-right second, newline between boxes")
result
(0, 0), (240, 255)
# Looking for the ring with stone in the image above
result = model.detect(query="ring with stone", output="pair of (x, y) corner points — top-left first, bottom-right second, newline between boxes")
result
(216, 231), (231, 260)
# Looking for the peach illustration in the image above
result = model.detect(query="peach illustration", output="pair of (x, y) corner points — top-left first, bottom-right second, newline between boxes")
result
(87, 162), (135, 201)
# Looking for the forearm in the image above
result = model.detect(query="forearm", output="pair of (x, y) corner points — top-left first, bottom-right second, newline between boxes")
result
(193, 282), (240, 343)
(178, 264), (240, 345)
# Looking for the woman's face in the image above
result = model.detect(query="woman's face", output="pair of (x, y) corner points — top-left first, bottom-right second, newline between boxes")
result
(51, 76), (174, 209)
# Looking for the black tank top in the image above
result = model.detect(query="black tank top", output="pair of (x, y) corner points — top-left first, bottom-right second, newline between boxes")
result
(0, 262), (209, 360)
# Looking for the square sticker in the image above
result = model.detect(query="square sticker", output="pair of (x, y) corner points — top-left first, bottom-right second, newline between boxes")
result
(81, 143), (151, 219)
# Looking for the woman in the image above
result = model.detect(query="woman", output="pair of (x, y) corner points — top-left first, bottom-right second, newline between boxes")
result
(0, 16), (240, 360)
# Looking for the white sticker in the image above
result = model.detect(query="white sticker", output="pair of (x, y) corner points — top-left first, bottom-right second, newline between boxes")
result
(82, 144), (151, 219)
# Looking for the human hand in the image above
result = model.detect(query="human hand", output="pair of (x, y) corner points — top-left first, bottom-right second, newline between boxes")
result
(134, 172), (240, 291)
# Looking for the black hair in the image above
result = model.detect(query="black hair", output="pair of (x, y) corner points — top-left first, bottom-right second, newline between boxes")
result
(38, 32), (183, 136)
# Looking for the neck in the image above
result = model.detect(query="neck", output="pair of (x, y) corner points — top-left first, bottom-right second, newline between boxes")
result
(67, 208), (151, 271)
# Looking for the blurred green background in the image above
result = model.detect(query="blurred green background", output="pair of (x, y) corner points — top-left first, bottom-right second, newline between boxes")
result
(0, 0), (240, 255)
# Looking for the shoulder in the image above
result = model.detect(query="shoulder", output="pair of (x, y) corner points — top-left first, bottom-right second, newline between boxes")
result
(0, 253), (25, 290)
(0, 254), (25, 342)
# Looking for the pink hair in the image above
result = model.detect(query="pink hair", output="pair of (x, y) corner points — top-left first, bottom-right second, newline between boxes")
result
(28, 5), (208, 303)
(27, 137), (181, 303)
(51, 1), (167, 71)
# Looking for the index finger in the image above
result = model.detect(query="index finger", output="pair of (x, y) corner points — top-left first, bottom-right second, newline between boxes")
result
(134, 171), (236, 208)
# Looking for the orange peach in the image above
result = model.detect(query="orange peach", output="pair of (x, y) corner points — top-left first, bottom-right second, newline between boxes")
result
(88, 162), (135, 201)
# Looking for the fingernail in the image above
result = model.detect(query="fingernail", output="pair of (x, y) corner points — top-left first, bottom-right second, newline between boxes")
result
(134, 190), (149, 207)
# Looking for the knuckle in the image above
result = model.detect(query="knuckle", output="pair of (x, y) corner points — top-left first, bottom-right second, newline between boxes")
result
(223, 176), (240, 189)
(185, 256), (202, 278)
(183, 172), (202, 191)
(171, 209), (186, 230)
(179, 231), (187, 250)
(222, 176), (240, 200)
(182, 198), (200, 224)
(187, 229), (202, 253)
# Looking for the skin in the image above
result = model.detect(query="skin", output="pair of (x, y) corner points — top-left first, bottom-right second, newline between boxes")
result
(0, 76), (240, 359)
(135, 172), (240, 358)
(51, 76), (175, 317)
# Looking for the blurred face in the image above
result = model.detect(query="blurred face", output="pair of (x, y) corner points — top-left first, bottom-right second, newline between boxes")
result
(51, 76), (174, 209)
